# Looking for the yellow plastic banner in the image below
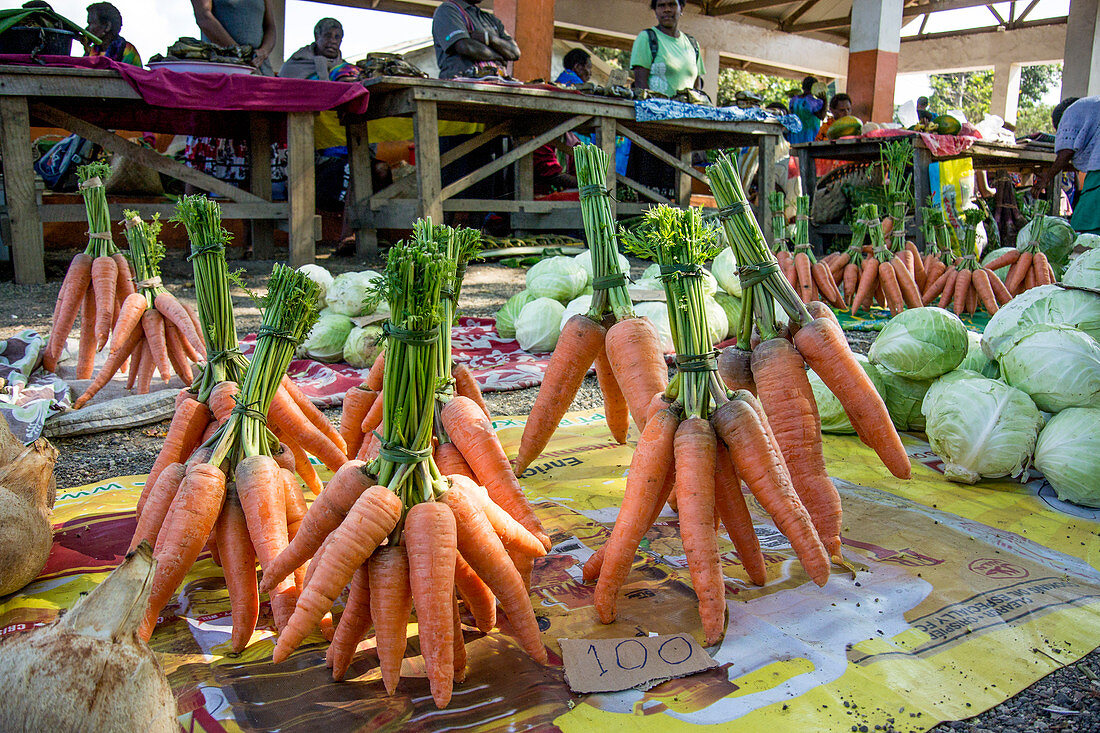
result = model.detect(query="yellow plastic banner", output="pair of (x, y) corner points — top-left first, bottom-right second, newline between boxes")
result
(2, 411), (1098, 733)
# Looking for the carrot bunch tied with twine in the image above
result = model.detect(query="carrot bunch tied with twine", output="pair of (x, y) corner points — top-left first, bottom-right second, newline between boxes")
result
(133, 264), (320, 643)
(979, 198), (1057, 296)
(266, 230), (549, 708)
(44, 161), (132, 376)
(73, 210), (207, 407)
(511, 143), (670, 475)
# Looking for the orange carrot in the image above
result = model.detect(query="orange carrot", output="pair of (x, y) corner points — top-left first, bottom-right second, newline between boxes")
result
(74, 314), (144, 408)
(717, 346), (755, 394)
(441, 396), (549, 549)
(751, 338), (842, 558)
(441, 487), (548, 664)
(921, 262), (950, 304)
(711, 397), (829, 586)
(793, 251), (814, 303)
(1005, 250), (1034, 293)
(454, 553), (496, 633)
(365, 352), (386, 391)
(141, 462), (227, 639)
(792, 318), (910, 479)
(454, 362), (491, 418)
(90, 255), (118, 351)
(938, 268), (960, 310)
(163, 324), (194, 386)
(952, 268), (972, 316)
(278, 430), (322, 496)
(905, 241), (927, 289)
(130, 462), (186, 550)
(777, 249), (797, 289)
(595, 408), (678, 624)
(140, 309), (171, 383)
(850, 256), (879, 315)
(329, 564), (371, 681)
(112, 252), (135, 309)
(878, 261), (904, 316)
(582, 545), (605, 584)
(605, 317), (670, 431)
(450, 475), (547, 559)
(154, 292), (204, 357)
(405, 501), (458, 708)
(594, 342), (629, 444)
(341, 387), (375, 459)
(359, 387), (385, 437)
(45, 253), (93, 372)
(126, 340), (144, 389)
(985, 268), (1012, 305)
(1024, 262), (1037, 291)
(282, 467), (309, 591)
(281, 376), (347, 456)
(514, 314), (605, 476)
(983, 248), (1020, 271)
(970, 268), (999, 315)
(109, 293), (148, 355)
(135, 341), (155, 394)
(891, 257), (923, 308)
(272, 442), (295, 472)
(1032, 251), (1052, 286)
(713, 442), (766, 585)
(215, 494), (259, 652)
(76, 288), (97, 380)
(435, 442), (476, 481)
(811, 262), (844, 308)
(208, 381), (240, 424)
(260, 460), (376, 593)
(273, 485), (402, 663)
(673, 417), (724, 645)
(369, 545), (414, 695)
(236, 455), (297, 632)
(268, 386), (347, 472)
(356, 431), (380, 462)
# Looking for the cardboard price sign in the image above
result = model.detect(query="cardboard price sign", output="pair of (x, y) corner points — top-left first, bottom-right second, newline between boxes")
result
(560, 634), (718, 693)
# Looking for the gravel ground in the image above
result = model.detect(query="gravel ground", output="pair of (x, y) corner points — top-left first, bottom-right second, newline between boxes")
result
(5, 248), (1098, 731)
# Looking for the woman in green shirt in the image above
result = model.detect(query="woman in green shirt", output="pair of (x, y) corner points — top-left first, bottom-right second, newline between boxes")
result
(630, 0), (704, 96)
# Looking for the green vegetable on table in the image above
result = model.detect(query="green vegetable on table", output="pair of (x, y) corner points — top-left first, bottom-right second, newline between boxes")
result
(868, 306), (968, 381)
(998, 323), (1100, 413)
(1034, 407), (1100, 507)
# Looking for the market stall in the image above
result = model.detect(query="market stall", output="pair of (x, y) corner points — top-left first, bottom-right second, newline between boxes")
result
(0, 56), (370, 284)
(344, 76), (784, 256)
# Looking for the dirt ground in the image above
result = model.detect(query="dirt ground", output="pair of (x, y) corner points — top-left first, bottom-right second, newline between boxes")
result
(1, 247), (1096, 732)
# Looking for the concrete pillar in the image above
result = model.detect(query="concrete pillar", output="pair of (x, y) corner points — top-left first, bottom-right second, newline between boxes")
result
(990, 62), (1023, 123)
(1063, 0), (1100, 97)
(269, 0), (286, 73)
(702, 47), (720, 104)
(846, 0), (902, 122)
(495, 0), (556, 81)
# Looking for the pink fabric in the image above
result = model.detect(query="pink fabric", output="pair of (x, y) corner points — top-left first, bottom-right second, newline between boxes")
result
(0, 55), (369, 114)
(861, 127), (980, 158)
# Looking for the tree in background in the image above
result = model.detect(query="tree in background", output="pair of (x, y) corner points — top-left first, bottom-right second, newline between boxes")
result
(592, 46), (630, 71)
(927, 63), (1061, 135)
(716, 69), (796, 107)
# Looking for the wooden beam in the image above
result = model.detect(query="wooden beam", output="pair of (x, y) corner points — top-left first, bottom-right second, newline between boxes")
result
(413, 99), (443, 222)
(917, 13), (929, 36)
(439, 115), (590, 201)
(617, 173), (672, 205)
(988, 4), (1006, 26)
(0, 96), (45, 285)
(1014, 0), (1041, 24)
(708, 0), (797, 16)
(440, 120), (513, 168)
(30, 103), (269, 206)
(600, 117), (618, 221)
(785, 14), (851, 33)
(779, 0), (822, 28)
(249, 112), (275, 259)
(346, 118), (378, 259)
(902, 0), (1002, 19)
(616, 124), (708, 185)
(38, 202), (287, 222)
(287, 111), (315, 267)
(900, 15), (1065, 42)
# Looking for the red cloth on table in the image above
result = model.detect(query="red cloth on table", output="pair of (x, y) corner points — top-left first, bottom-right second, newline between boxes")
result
(0, 55), (369, 114)
(861, 127), (980, 157)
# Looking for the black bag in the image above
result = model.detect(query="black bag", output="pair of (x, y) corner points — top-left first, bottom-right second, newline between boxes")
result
(33, 134), (100, 192)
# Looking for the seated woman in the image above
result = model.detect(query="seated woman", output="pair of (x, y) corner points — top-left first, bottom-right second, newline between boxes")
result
(815, 93), (853, 141)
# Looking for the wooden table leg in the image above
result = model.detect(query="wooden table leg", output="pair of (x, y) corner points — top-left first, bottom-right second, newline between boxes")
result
(601, 118), (617, 221)
(346, 119), (377, 259)
(757, 134), (776, 248)
(287, 111), (315, 267)
(413, 99), (443, 223)
(677, 134), (692, 208)
(249, 112), (275, 259)
(515, 133), (534, 234)
(0, 96), (45, 285)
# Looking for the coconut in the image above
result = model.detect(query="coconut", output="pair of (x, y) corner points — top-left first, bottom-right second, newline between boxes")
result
(0, 424), (58, 596)
(0, 543), (178, 732)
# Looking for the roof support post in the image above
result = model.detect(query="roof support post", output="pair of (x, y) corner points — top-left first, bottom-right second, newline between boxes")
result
(1063, 0), (1100, 97)
(990, 62), (1023, 123)
(496, 0), (557, 80)
(846, 0), (902, 122)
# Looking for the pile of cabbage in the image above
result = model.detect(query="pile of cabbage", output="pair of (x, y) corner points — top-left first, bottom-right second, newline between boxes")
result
(808, 295), (1100, 505)
(295, 265), (385, 367)
(494, 250), (744, 354)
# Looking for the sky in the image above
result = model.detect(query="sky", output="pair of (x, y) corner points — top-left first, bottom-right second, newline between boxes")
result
(42, 0), (1064, 107)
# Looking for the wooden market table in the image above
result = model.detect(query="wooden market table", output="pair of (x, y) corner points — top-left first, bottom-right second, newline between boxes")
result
(793, 136), (1057, 251)
(0, 63), (324, 284)
(344, 76), (785, 256)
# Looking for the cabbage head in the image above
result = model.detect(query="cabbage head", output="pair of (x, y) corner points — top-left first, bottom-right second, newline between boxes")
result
(868, 306), (968, 380)
(1063, 248), (1100, 289)
(711, 248), (742, 297)
(958, 330), (999, 379)
(1034, 407), (1100, 506)
(713, 292), (742, 339)
(1018, 215), (1076, 270)
(810, 353), (885, 434)
(980, 247), (1015, 281)
(297, 264), (333, 307)
(495, 290), (534, 339)
(868, 362), (931, 432)
(922, 370), (1043, 483)
(515, 297), (565, 352)
(999, 323), (1100, 412)
(703, 297), (728, 346)
(628, 277), (664, 300)
(560, 294), (593, 331)
(1075, 233), (1100, 250)
(327, 271), (379, 317)
(298, 313), (353, 362)
(981, 284), (1100, 358)
(343, 325), (383, 368)
(574, 251), (630, 285)
(526, 256), (588, 302)
(642, 263), (661, 280)
(633, 301), (674, 352)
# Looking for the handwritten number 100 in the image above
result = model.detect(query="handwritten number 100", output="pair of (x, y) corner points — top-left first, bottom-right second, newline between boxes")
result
(585, 637), (692, 676)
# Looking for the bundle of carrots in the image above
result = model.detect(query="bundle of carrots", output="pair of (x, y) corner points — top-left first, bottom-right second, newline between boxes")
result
(978, 200), (1058, 297)
(785, 195), (844, 308)
(44, 162), (132, 376)
(512, 143), (670, 476)
(841, 204), (927, 317)
(920, 207), (1010, 315)
(132, 264), (322, 643)
(73, 212), (206, 407)
(341, 221), (489, 464)
(263, 235), (548, 708)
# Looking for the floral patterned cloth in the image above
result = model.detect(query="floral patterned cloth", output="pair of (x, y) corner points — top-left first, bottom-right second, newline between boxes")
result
(0, 331), (70, 444)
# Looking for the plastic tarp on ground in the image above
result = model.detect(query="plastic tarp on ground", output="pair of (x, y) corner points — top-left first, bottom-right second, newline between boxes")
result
(2, 410), (1097, 732)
